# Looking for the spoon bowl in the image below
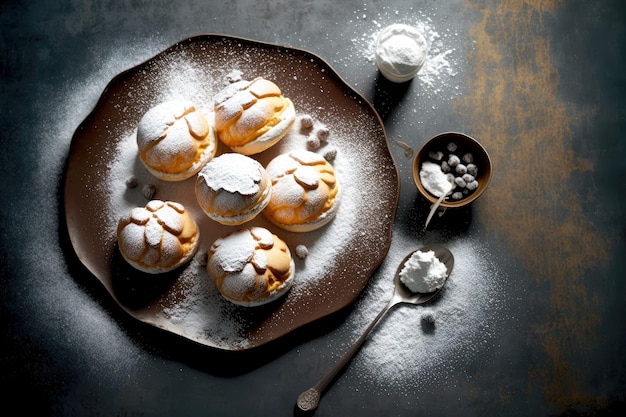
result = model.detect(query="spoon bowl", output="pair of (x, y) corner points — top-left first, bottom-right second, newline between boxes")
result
(296, 244), (454, 413)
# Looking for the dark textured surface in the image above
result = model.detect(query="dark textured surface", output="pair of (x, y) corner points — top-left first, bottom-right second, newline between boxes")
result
(2, 1), (625, 416)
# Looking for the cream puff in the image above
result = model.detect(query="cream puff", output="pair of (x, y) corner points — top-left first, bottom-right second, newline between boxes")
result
(117, 200), (200, 273)
(195, 153), (272, 225)
(136, 101), (217, 181)
(213, 77), (296, 155)
(207, 227), (295, 306)
(264, 150), (340, 232)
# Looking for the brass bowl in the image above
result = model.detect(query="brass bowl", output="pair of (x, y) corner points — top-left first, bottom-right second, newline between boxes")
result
(412, 132), (492, 208)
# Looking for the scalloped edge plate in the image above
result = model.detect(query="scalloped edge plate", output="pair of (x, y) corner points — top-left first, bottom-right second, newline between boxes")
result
(63, 34), (399, 351)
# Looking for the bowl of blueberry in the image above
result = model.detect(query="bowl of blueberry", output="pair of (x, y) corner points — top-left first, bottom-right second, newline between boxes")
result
(412, 132), (492, 208)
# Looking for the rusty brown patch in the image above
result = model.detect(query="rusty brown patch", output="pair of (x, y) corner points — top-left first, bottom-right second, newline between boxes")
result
(457, 0), (608, 412)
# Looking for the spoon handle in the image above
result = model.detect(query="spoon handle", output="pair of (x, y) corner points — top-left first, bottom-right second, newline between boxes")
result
(296, 297), (399, 412)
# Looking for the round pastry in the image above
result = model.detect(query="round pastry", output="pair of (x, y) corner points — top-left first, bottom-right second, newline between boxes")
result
(207, 227), (295, 306)
(213, 77), (296, 155)
(195, 153), (272, 225)
(136, 101), (217, 181)
(264, 150), (340, 232)
(117, 200), (200, 273)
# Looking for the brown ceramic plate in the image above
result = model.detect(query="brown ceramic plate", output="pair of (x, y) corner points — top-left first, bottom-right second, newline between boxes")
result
(63, 34), (399, 351)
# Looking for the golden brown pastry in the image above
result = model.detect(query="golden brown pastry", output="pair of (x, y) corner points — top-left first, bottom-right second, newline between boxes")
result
(213, 77), (296, 155)
(207, 227), (295, 306)
(263, 150), (340, 232)
(195, 153), (272, 225)
(117, 200), (200, 273)
(137, 101), (217, 181)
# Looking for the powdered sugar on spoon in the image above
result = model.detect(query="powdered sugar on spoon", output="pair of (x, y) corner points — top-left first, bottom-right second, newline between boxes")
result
(296, 244), (454, 412)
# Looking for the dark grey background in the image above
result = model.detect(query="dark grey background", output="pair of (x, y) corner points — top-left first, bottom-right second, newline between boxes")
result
(1, 1), (625, 416)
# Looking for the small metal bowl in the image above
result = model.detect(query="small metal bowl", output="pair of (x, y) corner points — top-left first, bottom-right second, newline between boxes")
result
(412, 132), (492, 208)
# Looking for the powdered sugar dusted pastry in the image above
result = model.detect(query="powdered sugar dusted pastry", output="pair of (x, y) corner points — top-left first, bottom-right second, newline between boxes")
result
(213, 77), (296, 155)
(264, 149), (340, 232)
(117, 200), (200, 273)
(195, 153), (272, 225)
(137, 101), (217, 181)
(207, 227), (295, 306)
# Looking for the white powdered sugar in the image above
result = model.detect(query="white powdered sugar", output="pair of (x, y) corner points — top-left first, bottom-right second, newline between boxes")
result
(197, 153), (264, 197)
(399, 250), (448, 293)
(420, 160), (454, 197)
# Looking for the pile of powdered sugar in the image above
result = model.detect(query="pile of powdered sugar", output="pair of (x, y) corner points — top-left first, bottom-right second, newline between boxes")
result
(419, 160), (455, 197)
(398, 249), (448, 293)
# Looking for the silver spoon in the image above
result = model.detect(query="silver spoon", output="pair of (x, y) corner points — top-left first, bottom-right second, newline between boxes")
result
(296, 244), (454, 413)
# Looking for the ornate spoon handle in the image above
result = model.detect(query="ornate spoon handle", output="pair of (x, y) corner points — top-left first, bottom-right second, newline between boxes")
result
(296, 296), (399, 412)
